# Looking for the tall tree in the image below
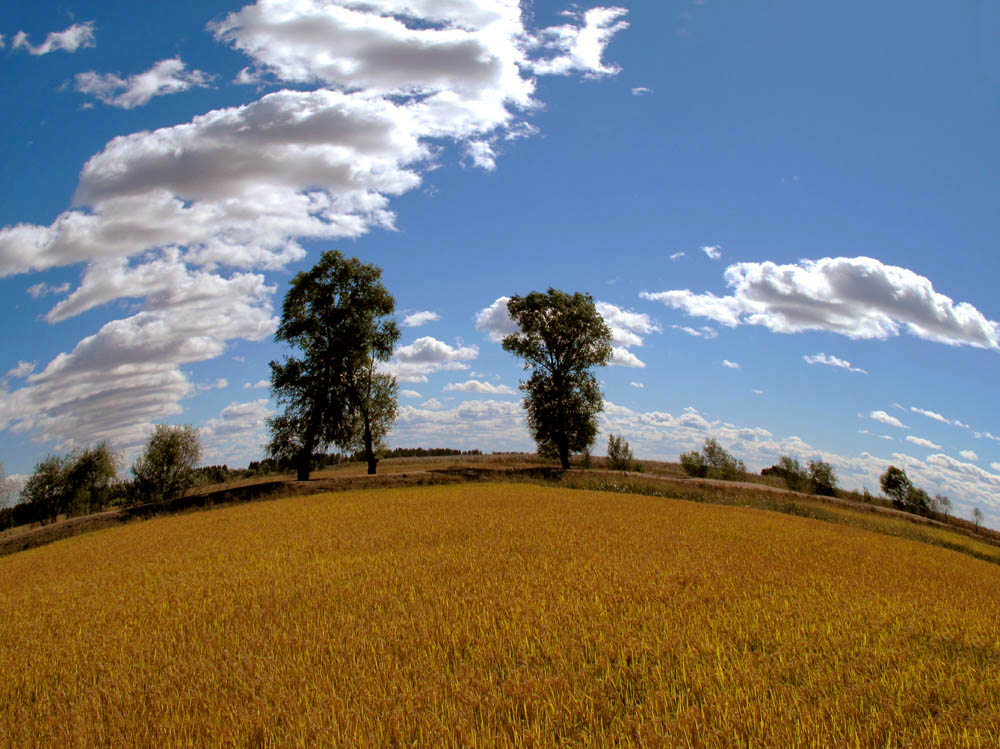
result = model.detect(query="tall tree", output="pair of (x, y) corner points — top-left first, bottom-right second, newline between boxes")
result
(503, 288), (612, 469)
(268, 250), (399, 479)
(131, 425), (201, 504)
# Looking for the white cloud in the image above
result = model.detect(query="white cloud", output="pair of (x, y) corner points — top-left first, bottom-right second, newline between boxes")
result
(992, 463), (1000, 472)
(200, 399), (273, 465)
(752, 389), (763, 395)
(12, 22), (95, 55)
(402, 310), (440, 328)
(909, 406), (970, 429)
(631, 86), (652, 96)
(386, 336), (478, 382)
(961, 450), (978, 461)
(610, 347), (645, 368)
(26, 281), (70, 298)
(196, 378), (229, 392)
(630, 381), (644, 388)
(672, 324), (718, 339)
(0, 35), (5, 50)
(443, 379), (515, 395)
(475, 297), (518, 342)
(5, 361), (35, 380)
(802, 352), (867, 374)
(75, 58), (213, 109)
(641, 256), (1000, 350)
(870, 410), (907, 429)
(392, 398), (528, 450)
(701, 245), (721, 260)
(242, 379), (269, 390)
(0, 0), (628, 455)
(400, 389), (421, 398)
(595, 301), (660, 348)
(530, 7), (629, 77)
(906, 435), (942, 450)
(669, 251), (685, 260)
(722, 359), (739, 369)
(419, 398), (445, 410)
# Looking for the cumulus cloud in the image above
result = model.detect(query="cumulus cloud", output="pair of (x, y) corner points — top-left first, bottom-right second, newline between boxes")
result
(392, 398), (528, 450)
(960, 450), (978, 461)
(993, 462), (1000, 472)
(242, 379), (269, 390)
(701, 245), (721, 260)
(12, 22), (95, 55)
(75, 58), (213, 109)
(870, 410), (907, 429)
(802, 352), (867, 374)
(0, 0), (627, 453)
(906, 435), (942, 450)
(722, 359), (739, 369)
(402, 310), (440, 327)
(400, 389), (421, 398)
(475, 296), (518, 342)
(200, 398), (273, 465)
(443, 379), (515, 395)
(386, 336), (478, 382)
(641, 256), (1000, 350)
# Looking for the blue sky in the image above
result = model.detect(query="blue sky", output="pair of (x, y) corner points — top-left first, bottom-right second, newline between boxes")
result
(2, 0), (1000, 525)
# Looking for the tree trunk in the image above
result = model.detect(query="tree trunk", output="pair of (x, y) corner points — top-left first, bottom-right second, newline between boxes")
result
(363, 419), (377, 475)
(558, 439), (570, 470)
(296, 429), (315, 481)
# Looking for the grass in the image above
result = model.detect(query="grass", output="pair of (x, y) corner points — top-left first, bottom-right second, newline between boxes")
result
(1, 483), (999, 746)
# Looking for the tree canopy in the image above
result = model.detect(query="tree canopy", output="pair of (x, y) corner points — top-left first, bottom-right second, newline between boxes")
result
(132, 425), (201, 504)
(502, 289), (612, 469)
(268, 250), (399, 479)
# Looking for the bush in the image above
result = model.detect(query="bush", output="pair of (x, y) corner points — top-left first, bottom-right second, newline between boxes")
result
(762, 456), (809, 492)
(680, 438), (746, 481)
(21, 455), (72, 524)
(808, 460), (838, 497)
(607, 433), (635, 471)
(131, 425), (201, 505)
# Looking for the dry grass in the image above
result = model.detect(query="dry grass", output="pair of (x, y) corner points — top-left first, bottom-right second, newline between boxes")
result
(1, 483), (999, 746)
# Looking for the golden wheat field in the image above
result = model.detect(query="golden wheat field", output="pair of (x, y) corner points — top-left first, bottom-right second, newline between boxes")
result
(1, 484), (999, 747)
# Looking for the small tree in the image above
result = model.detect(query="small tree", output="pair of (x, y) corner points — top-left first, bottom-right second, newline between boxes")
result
(65, 443), (117, 514)
(934, 493), (952, 517)
(880, 466), (912, 509)
(607, 433), (634, 471)
(808, 460), (838, 497)
(905, 486), (932, 515)
(21, 455), (72, 524)
(502, 289), (612, 469)
(131, 425), (201, 504)
(972, 507), (984, 530)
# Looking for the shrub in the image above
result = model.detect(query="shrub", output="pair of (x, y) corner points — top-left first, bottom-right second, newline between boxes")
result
(762, 456), (809, 492)
(607, 433), (635, 471)
(680, 438), (746, 481)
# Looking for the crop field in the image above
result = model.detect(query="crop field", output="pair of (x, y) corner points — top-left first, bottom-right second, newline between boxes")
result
(1, 484), (999, 746)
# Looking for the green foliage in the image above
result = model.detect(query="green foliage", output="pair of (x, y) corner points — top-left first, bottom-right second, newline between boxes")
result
(679, 438), (747, 481)
(762, 456), (809, 492)
(808, 460), (838, 497)
(880, 466), (913, 509)
(502, 289), (612, 470)
(22, 455), (72, 524)
(65, 443), (117, 514)
(268, 250), (400, 479)
(606, 433), (635, 471)
(131, 425), (201, 504)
